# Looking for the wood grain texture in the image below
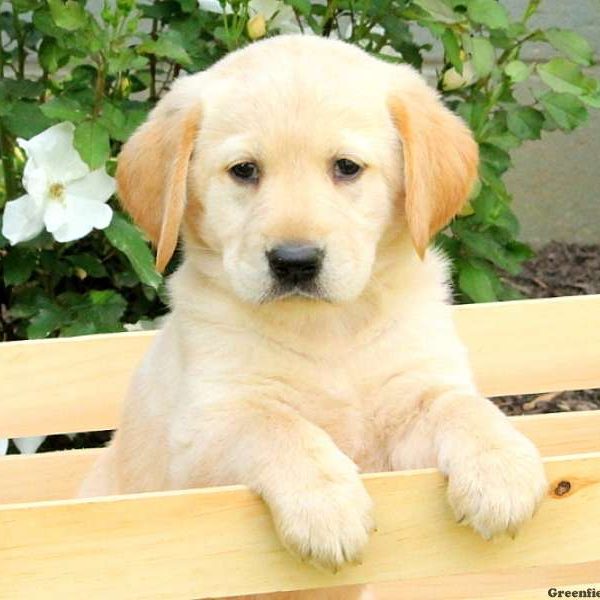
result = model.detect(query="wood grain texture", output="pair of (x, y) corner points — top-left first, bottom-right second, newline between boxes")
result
(2, 295), (599, 438)
(376, 564), (600, 600)
(453, 294), (600, 397)
(2, 411), (599, 505)
(1, 453), (599, 599)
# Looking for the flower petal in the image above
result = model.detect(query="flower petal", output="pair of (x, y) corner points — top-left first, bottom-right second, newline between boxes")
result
(0, 439), (7, 455)
(18, 122), (89, 184)
(198, 0), (231, 13)
(21, 158), (48, 200)
(48, 195), (113, 243)
(249, 0), (278, 19)
(13, 436), (45, 454)
(1, 194), (45, 244)
(43, 200), (68, 234)
(64, 168), (116, 204)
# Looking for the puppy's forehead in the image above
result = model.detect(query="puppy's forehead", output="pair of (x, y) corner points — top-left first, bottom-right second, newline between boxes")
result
(200, 36), (393, 131)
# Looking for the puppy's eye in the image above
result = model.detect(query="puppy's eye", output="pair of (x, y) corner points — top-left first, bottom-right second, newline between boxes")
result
(334, 158), (362, 180)
(229, 162), (259, 183)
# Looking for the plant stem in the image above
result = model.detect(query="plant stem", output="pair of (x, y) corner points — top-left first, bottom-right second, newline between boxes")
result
(149, 18), (158, 102)
(93, 58), (107, 118)
(11, 4), (26, 79)
(0, 123), (18, 204)
(321, 0), (338, 36)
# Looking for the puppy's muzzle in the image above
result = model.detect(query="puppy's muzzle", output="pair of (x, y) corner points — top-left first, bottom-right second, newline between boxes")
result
(267, 243), (324, 287)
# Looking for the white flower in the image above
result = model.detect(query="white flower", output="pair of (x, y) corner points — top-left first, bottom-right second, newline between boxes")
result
(2, 122), (115, 245)
(197, 0), (300, 33)
(13, 435), (45, 454)
(198, 0), (232, 13)
(442, 62), (476, 91)
(249, 0), (300, 33)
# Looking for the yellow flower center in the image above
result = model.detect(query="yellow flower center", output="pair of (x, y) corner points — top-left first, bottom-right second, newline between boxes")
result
(48, 182), (66, 203)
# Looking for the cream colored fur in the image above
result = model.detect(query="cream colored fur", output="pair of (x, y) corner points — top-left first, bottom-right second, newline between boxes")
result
(80, 35), (548, 600)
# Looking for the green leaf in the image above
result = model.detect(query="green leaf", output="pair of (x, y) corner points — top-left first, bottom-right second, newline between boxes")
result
(38, 37), (70, 73)
(103, 213), (163, 290)
(85, 290), (127, 332)
(539, 92), (588, 131)
(504, 60), (530, 83)
(545, 28), (594, 66)
(479, 142), (511, 174)
(48, 0), (88, 31)
(581, 92), (600, 109)
(537, 58), (596, 96)
(73, 120), (111, 169)
(40, 97), (86, 123)
(506, 106), (544, 140)
(1, 79), (44, 99)
(27, 306), (64, 339)
(3, 248), (37, 285)
(98, 102), (127, 141)
(138, 30), (192, 65)
(454, 226), (522, 274)
(3, 102), (52, 138)
(66, 253), (108, 278)
(458, 261), (498, 302)
(441, 29), (462, 72)
(469, 37), (495, 78)
(284, 0), (311, 16)
(467, 0), (509, 30)
(413, 0), (460, 23)
(8, 288), (50, 319)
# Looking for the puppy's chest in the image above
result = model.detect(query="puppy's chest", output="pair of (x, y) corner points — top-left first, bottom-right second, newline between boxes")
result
(279, 356), (400, 471)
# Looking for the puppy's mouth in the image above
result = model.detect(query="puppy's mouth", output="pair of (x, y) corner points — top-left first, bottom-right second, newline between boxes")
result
(260, 281), (328, 304)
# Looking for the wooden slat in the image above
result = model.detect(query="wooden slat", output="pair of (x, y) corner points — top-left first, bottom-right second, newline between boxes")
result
(1, 453), (599, 599)
(454, 294), (600, 397)
(1, 295), (599, 438)
(2, 411), (600, 505)
(0, 331), (154, 437)
(377, 564), (600, 600)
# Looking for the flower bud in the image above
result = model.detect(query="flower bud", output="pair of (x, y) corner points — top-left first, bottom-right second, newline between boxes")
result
(247, 14), (267, 40)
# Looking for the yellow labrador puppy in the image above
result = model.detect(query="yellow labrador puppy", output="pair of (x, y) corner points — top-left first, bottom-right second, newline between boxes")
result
(80, 35), (547, 599)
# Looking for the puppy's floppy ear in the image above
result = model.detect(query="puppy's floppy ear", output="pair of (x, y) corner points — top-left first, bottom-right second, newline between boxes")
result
(116, 79), (201, 272)
(388, 67), (478, 257)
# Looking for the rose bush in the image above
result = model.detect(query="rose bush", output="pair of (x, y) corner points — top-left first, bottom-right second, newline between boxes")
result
(1, 0), (598, 339)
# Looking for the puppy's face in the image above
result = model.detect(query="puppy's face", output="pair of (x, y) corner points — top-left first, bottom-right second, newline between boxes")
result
(117, 36), (478, 305)
(189, 69), (402, 304)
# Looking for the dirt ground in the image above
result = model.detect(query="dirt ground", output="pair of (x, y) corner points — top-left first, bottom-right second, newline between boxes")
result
(493, 241), (599, 416)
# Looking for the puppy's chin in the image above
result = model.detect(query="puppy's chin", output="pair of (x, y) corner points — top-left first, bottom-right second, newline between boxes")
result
(260, 282), (331, 305)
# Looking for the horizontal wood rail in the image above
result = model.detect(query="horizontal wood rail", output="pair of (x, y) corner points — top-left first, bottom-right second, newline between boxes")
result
(1, 294), (599, 439)
(1, 410), (599, 505)
(1, 453), (599, 599)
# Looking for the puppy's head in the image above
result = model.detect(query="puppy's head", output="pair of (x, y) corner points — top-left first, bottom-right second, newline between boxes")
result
(117, 36), (478, 304)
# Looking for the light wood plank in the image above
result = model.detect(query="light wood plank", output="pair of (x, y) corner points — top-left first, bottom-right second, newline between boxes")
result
(376, 564), (600, 600)
(0, 331), (154, 437)
(2, 411), (599, 505)
(453, 294), (600, 397)
(1, 454), (599, 599)
(1, 295), (599, 438)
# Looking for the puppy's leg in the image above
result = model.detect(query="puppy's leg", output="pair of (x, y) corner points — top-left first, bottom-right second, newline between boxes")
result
(172, 396), (374, 572)
(78, 445), (120, 498)
(390, 387), (547, 539)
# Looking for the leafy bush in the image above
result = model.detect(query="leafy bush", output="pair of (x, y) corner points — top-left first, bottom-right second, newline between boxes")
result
(1, 0), (598, 343)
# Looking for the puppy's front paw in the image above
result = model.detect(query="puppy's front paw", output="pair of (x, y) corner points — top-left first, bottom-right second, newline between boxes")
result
(269, 474), (374, 572)
(446, 436), (548, 540)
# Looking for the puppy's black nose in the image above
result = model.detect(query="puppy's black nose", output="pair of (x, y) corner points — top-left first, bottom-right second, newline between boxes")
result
(267, 243), (323, 285)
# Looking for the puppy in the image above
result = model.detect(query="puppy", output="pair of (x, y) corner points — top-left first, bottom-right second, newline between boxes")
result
(80, 35), (547, 599)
